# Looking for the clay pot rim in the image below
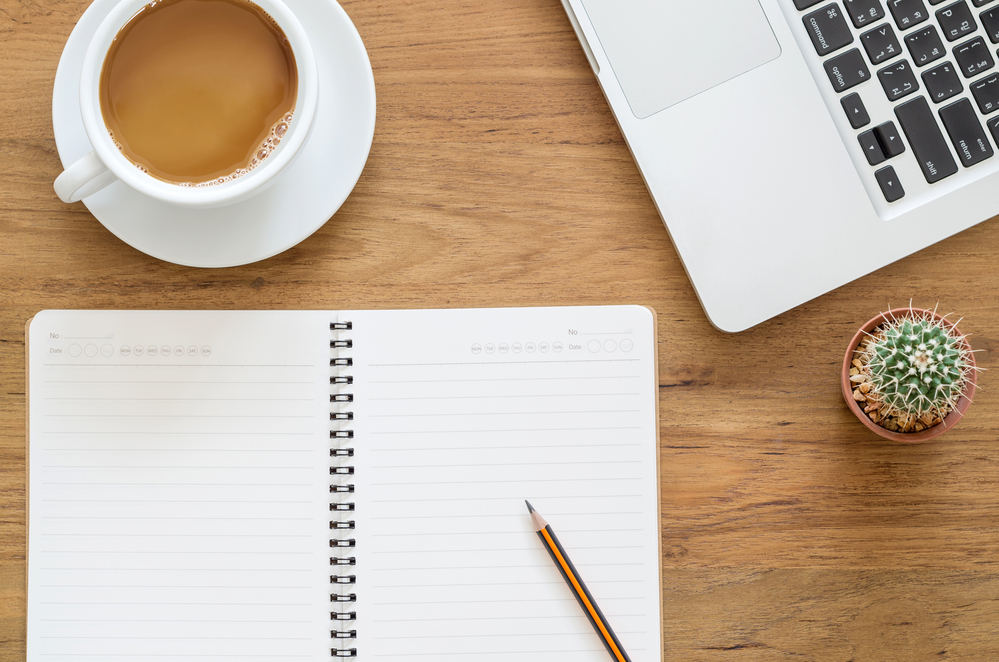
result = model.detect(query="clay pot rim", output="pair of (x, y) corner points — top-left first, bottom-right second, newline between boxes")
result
(841, 307), (978, 442)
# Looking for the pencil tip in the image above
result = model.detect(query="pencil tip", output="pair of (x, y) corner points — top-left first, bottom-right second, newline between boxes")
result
(525, 500), (534, 513)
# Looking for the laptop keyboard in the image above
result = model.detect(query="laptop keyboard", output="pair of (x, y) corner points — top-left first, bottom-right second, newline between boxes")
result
(790, 0), (999, 212)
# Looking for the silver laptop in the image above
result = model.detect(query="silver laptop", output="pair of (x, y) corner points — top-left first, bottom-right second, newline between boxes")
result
(560, 0), (999, 331)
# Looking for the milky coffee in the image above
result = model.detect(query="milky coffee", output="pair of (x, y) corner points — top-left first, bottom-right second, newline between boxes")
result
(99, 0), (298, 186)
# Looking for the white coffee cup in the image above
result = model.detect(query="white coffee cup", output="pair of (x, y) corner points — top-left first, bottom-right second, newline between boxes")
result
(54, 0), (319, 208)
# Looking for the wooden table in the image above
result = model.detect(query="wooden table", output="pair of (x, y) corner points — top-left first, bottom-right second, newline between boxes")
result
(2, 0), (998, 659)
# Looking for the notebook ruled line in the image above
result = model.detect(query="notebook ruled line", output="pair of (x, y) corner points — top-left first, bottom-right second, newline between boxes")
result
(369, 477), (641, 486)
(370, 511), (642, 520)
(42, 380), (314, 385)
(40, 534), (314, 538)
(368, 650), (609, 658)
(369, 392), (641, 400)
(369, 461), (640, 469)
(371, 597), (642, 606)
(40, 602), (311, 606)
(363, 562), (645, 572)
(371, 545), (643, 554)
(37, 551), (313, 555)
(369, 528), (643, 537)
(43, 398), (314, 402)
(39, 566), (315, 574)
(369, 631), (645, 640)
(40, 466), (313, 470)
(39, 566), (314, 573)
(372, 613), (644, 624)
(368, 443), (641, 452)
(41, 432), (313, 436)
(369, 375), (637, 384)
(39, 636), (311, 641)
(40, 619), (311, 624)
(39, 516), (312, 520)
(371, 597), (579, 606)
(41, 482), (313, 486)
(42, 364), (315, 368)
(39, 585), (313, 590)
(35, 655), (311, 659)
(39, 499), (313, 503)
(370, 580), (645, 589)
(369, 495), (643, 503)
(39, 451), (314, 454)
(369, 409), (641, 418)
(370, 426), (641, 435)
(368, 358), (640, 367)
(44, 414), (313, 419)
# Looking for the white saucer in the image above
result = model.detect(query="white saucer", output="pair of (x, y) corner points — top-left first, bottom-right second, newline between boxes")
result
(52, 0), (376, 268)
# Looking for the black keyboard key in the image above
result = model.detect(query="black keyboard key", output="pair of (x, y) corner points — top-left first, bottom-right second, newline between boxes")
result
(859, 121), (907, 164)
(922, 61), (964, 101)
(875, 166), (906, 201)
(862, 23), (903, 63)
(954, 37), (996, 77)
(824, 48), (872, 91)
(928, 0), (947, 4)
(803, 4), (854, 55)
(936, 1), (977, 40)
(876, 121), (907, 156)
(981, 7), (999, 43)
(888, 0), (930, 30)
(842, 92), (872, 127)
(894, 96), (959, 181)
(905, 25), (946, 65)
(970, 72), (999, 112)
(794, 0), (824, 9)
(879, 59), (921, 99)
(988, 116), (999, 144)
(939, 97), (995, 165)
(859, 129), (888, 164)
(844, 0), (886, 27)
(972, 0), (995, 5)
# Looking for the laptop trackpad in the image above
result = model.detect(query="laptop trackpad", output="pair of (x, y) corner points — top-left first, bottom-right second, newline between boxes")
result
(579, 0), (781, 119)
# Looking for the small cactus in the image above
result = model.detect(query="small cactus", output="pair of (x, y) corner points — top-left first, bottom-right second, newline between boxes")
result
(861, 309), (975, 419)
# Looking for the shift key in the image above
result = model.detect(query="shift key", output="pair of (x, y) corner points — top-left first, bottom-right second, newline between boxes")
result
(894, 96), (958, 183)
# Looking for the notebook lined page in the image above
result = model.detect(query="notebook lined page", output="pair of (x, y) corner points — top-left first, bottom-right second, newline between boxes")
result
(346, 306), (661, 661)
(27, 311), (331, 662)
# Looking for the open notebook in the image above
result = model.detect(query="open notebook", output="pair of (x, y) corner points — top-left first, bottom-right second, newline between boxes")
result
(26, 306), (662, 661)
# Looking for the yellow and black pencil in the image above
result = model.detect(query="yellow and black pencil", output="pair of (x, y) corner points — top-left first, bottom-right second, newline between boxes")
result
(526, 500), (632, 662)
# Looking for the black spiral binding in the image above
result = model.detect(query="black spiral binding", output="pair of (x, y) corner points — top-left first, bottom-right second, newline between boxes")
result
(329, 321), (357, 658)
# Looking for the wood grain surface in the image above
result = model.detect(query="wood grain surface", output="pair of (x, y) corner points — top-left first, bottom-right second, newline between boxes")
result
(2, 0), (998, 659)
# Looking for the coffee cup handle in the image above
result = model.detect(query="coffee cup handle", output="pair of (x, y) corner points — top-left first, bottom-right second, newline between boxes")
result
(54, 150), (119, 203)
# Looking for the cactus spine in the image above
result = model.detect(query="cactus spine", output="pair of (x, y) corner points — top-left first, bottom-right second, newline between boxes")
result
(861, 310), (974, 418)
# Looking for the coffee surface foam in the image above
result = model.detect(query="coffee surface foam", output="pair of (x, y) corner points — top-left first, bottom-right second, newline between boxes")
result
(100, 0), (298, 184)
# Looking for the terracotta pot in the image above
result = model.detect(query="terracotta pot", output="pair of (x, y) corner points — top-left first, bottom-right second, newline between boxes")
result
(841, 308), (977, 442)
